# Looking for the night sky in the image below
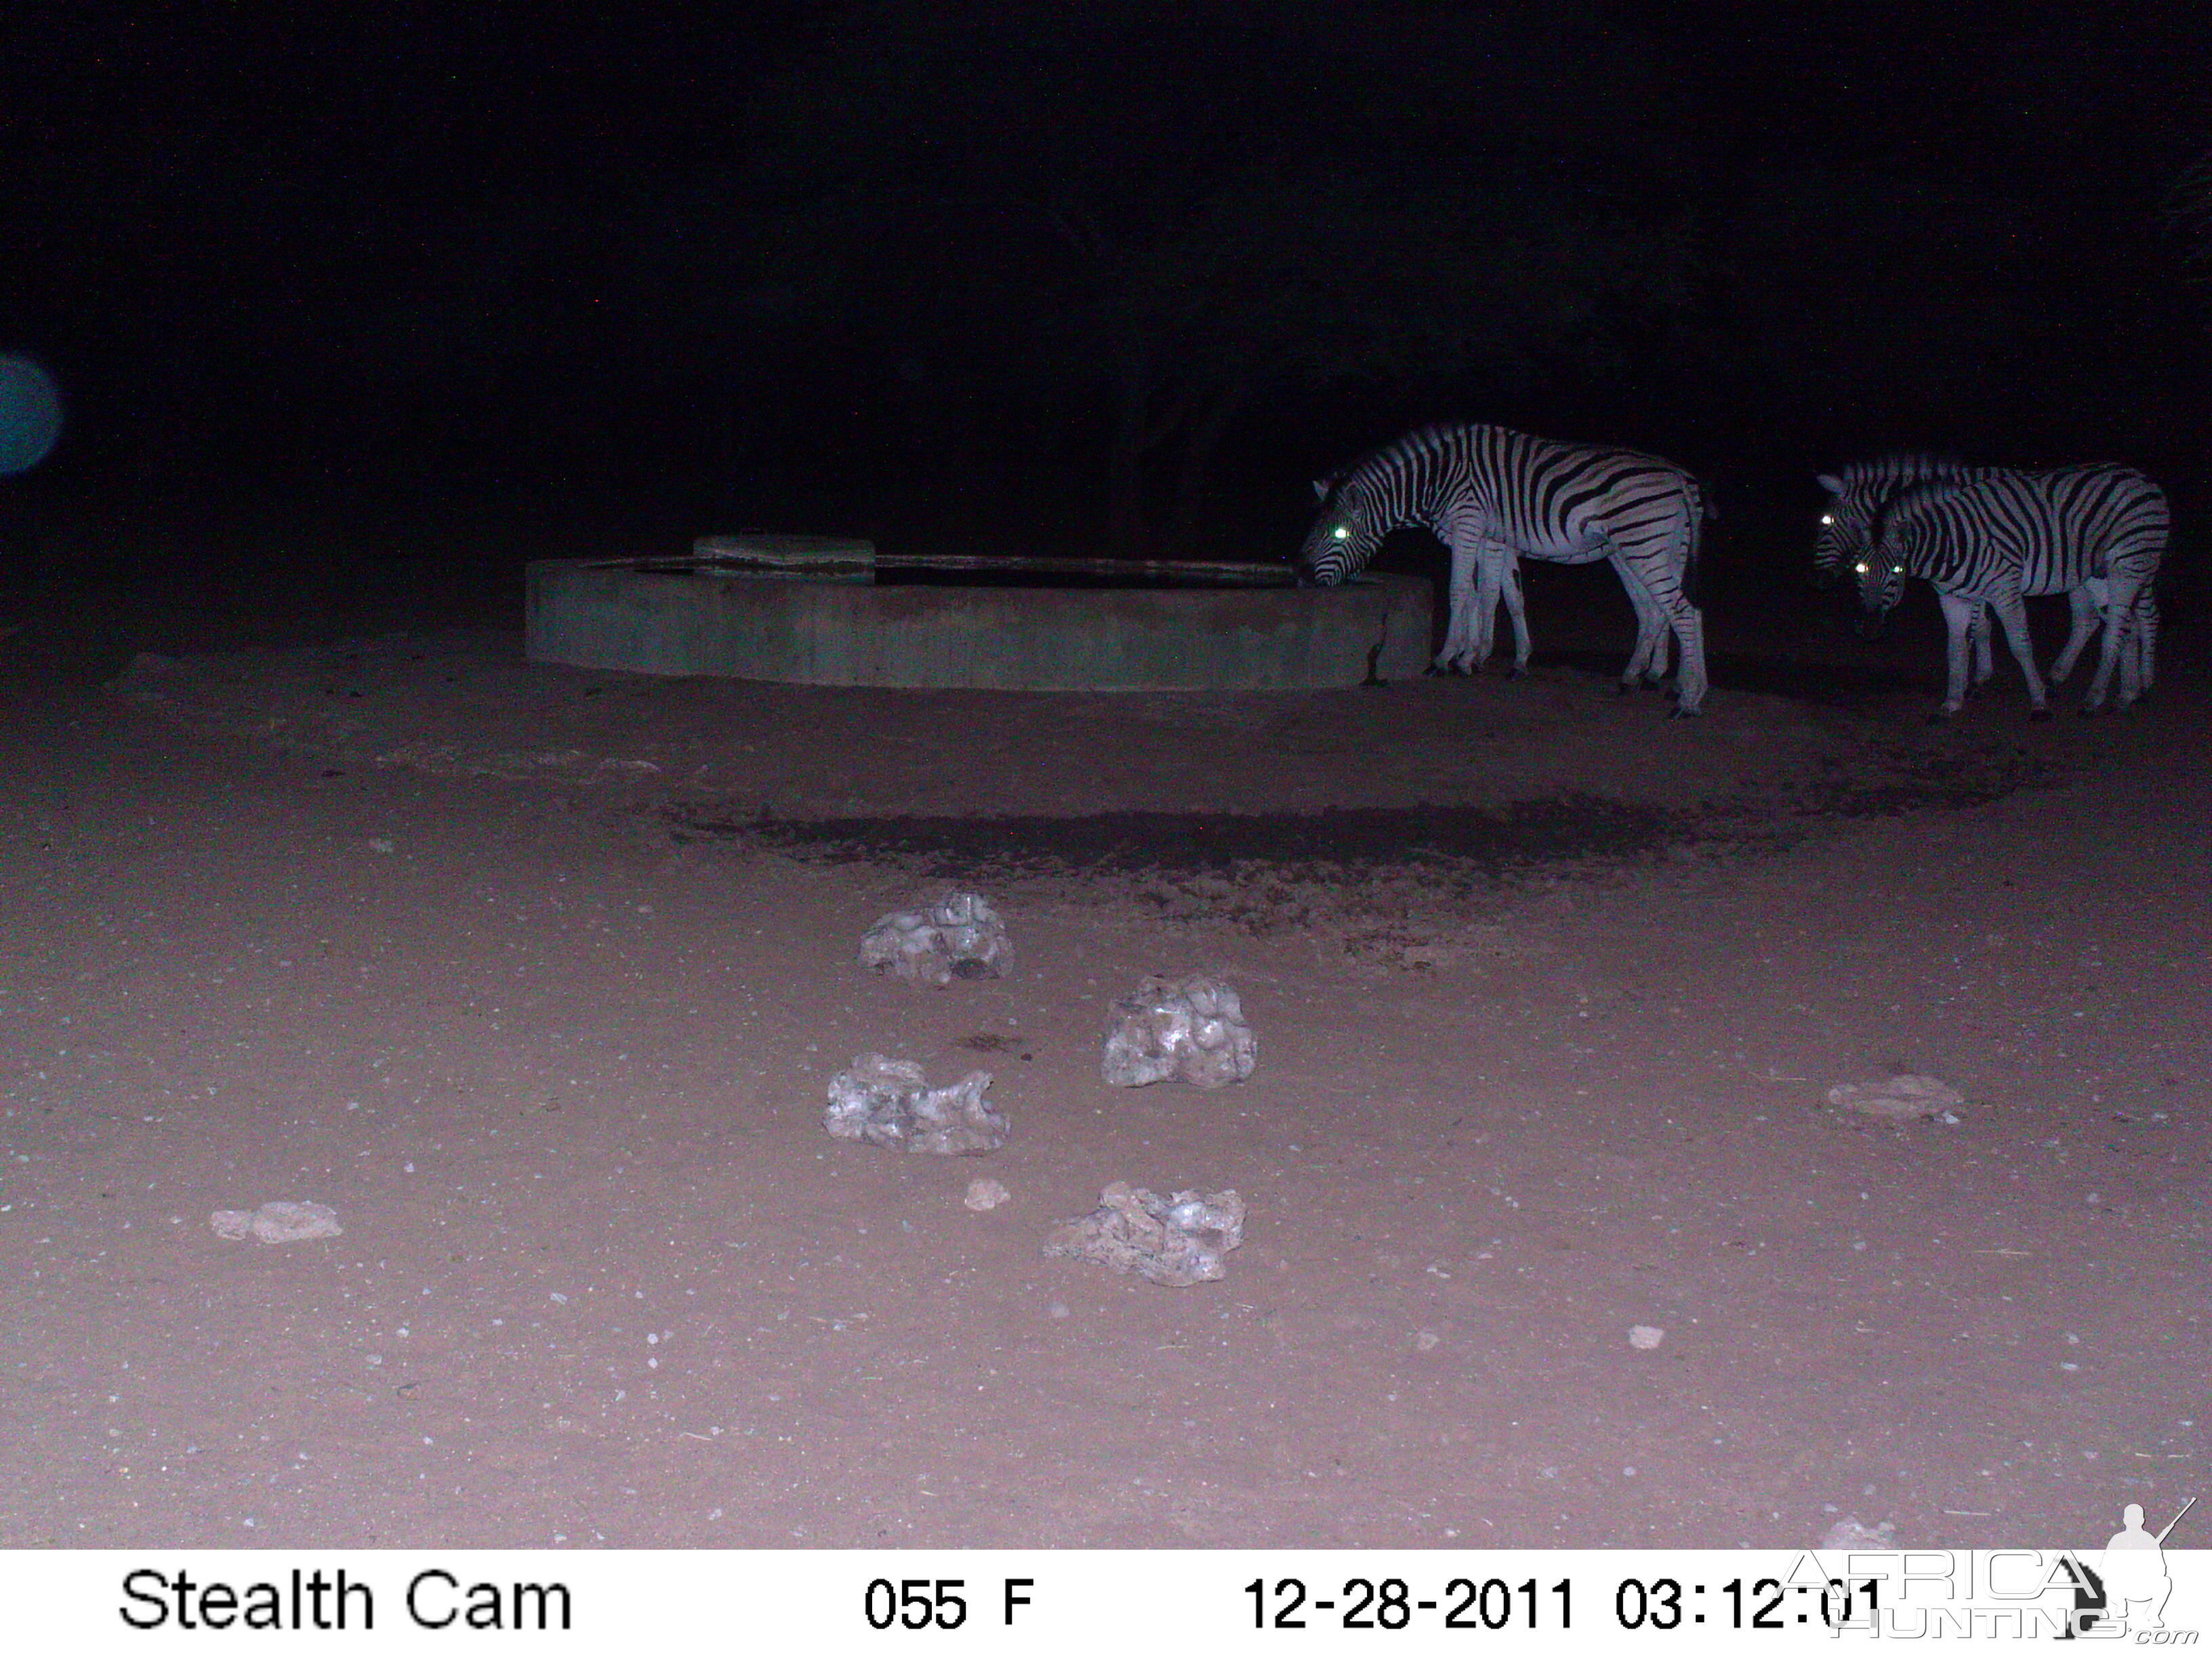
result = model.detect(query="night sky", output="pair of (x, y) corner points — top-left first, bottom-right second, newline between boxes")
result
(4, 2), (2209, 621)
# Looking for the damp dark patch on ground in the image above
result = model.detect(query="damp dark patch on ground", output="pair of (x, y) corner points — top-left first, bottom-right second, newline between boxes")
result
(669, 794), (1672, 881)
(1793, 743), (2062, 821)
(664, 743), (2057, 884)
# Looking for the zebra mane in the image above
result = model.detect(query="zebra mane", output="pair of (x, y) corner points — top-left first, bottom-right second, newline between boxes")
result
(1339, 422), (1469, 483)
(1315, 424), (1478, 510)
(1866, 469), (1976, 547)
(1839, 453), (1966, 489)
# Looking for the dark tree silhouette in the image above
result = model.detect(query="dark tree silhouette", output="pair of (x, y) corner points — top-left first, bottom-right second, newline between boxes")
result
(2170, 145), (2212, 297)
(737, 0), (1705, 552)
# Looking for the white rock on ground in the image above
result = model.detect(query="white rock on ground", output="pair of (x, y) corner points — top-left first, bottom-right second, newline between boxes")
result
(1043, 1182), (1245, 1286)
(860, 889), (1010, 985)
(1101, 973), (1256, 1088)
(823, 1052), (1008, 1154)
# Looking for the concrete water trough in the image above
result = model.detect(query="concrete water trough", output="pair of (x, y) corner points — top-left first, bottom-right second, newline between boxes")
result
(525, 535), (1433, 692)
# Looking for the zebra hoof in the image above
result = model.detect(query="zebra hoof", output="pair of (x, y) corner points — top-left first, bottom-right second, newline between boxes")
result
(2030, 706), (2055, 722)
(1666, 704), (1701, 720)
(1507, 665), (1528, 680)
(1616, 681), (1635, 697)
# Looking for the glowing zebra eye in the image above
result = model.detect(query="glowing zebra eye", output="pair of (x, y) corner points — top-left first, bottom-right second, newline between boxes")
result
(1820, 514), (1833, 526)
(1332, 525), (1350, 541)
(1853, 561), (1868, 574)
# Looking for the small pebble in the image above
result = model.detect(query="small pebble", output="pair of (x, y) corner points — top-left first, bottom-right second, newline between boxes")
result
(1629, 1325), (1665, 1350)
(209, 1200), (342, 1244)
(1824, 1073), (1963, 1120)
(964, 1178), (1010, 1212)
(1820, 1516), (1898, 1549)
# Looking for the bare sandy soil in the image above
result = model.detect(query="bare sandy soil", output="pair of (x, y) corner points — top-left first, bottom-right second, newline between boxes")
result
(0, 618), (2203, 1551)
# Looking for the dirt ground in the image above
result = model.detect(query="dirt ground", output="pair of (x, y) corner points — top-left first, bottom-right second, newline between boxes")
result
(0, 609), (2203, 1551)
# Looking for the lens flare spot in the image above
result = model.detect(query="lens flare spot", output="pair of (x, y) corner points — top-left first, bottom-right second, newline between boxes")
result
(0, 356), (63, 476)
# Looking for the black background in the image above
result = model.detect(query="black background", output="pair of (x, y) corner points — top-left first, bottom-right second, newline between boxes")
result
(5, 2), (2207, 648)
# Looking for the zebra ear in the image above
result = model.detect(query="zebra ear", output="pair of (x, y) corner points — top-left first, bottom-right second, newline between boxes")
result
(1816, 473), (1845, 495)
(1312, 478), (1332, 501)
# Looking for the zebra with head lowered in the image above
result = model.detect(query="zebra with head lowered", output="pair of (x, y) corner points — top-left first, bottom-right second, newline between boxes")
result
(1854, 462), (2169, 718)
(1818, 455), (2158, 699)
(1296, 424), (1710, 715)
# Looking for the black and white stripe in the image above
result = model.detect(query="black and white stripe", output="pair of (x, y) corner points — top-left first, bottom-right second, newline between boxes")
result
(1856, 463), (2168, 716)
(1298, 424), (1709, 714)
(1818, 455), (2156, 700)
(1815, 454), (1965, 591)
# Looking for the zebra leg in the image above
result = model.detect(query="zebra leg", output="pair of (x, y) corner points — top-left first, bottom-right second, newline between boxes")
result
(1435, 537), (1485, 673)
(1463, 538), (1527, 674)
(1654, 495), (1706, 716)
(2096, 588), (2156, 700)
(2087, 577), (2148, 710)
(1607, 540), (1702, 714)
(1983, 594), (2051, 718)
(2049, 583), (2103, 684)
(1969, 602), (1995, 690)
(1466, 550), (1502, 671)
(1935, 594), (1979, 717)
(1626, 590), (1673, 689)
(1610, 556), (1670, 692)
(1644, 615), (1673, 686)
(1496, 548), (1533, 677)
(2081, 579), (2138, 712)
(1664, 602), (1708, 716)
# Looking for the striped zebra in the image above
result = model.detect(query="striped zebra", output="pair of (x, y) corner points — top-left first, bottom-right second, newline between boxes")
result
(1297, 424), (1710, 714)
(1814, 453), (1964, 590)
(1818, 455), (2158, 699)
(1855, 464), (2168, 716)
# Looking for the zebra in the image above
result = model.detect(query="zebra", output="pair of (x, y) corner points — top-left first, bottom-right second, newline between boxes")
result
(1297, 424), (1710, 714)
(1854, 463), (2168, 716)
(1820, 454), (2020, 694)
(1818, 455), (2158, 699)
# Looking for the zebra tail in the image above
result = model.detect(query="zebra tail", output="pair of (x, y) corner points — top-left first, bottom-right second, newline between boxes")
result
(1683, 480), (1710, 609)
